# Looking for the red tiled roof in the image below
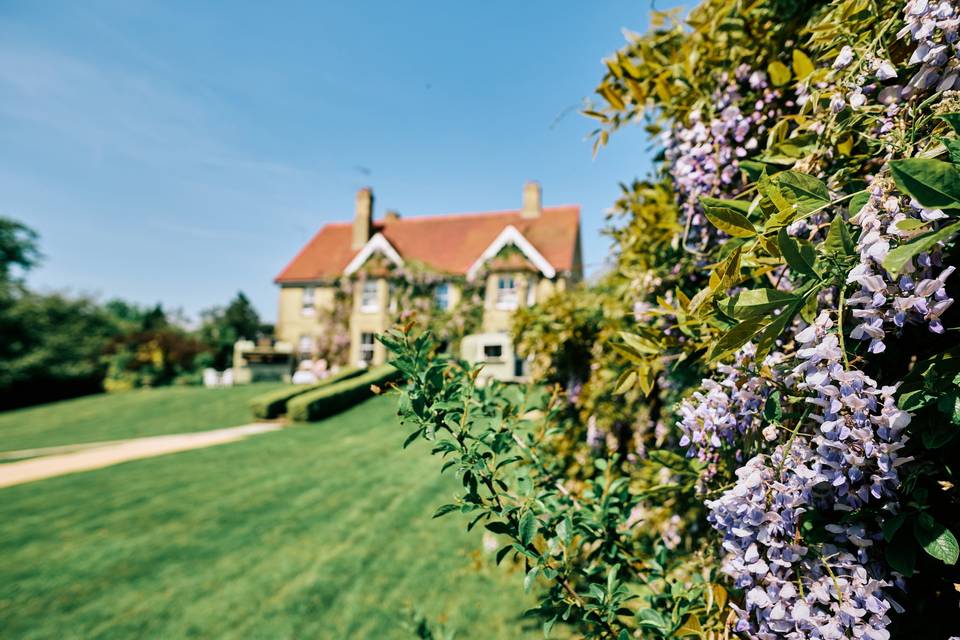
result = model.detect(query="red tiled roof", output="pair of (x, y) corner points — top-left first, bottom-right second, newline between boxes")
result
(275, 205), (580, 283)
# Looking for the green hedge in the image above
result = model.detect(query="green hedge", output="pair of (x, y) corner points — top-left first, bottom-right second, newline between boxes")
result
(249, 367), (363, 419)
(287, 365), (400, 422)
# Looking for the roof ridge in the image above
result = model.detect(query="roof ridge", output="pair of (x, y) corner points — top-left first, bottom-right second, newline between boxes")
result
(378, 204), (580, 224)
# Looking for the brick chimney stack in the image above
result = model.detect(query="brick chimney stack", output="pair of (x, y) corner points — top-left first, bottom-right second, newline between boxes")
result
(521, 181), (541, 219)
(353, 187), (374, 249)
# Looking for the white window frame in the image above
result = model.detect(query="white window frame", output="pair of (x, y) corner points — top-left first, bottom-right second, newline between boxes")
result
(434, 282), (450, 311)
(526, 278), (537, 307)
(359, 332), (376, 365)
(301, 286), (316, 316)
(495, 276), (518, 310)
(360, 280), (379, 312)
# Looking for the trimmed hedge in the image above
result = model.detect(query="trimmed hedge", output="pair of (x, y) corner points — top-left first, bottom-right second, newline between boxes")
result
(249, 367), (363, 419)
(287, 365), (400, 422)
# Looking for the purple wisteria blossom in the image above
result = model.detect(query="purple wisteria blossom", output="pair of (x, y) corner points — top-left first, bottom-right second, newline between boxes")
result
(663, 65), (780, 247)
(898, 0), (960, 95)
(847, 176), (955, 353)
(678, 344), (783, 470)
(705, 312), (910, 638)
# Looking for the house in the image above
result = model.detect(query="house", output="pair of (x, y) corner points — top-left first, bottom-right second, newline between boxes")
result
(273, 182), (582, 380)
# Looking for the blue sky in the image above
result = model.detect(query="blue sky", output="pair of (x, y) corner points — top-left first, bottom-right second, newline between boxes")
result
(0, 1), (676, 322)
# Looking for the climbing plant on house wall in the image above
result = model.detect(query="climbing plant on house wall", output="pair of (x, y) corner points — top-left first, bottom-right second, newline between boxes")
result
(383, 1), (960, 638)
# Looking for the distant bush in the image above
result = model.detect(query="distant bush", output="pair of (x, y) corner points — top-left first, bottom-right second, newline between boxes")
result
(250, 367), (363, 419)
(287, 365), (399, 422)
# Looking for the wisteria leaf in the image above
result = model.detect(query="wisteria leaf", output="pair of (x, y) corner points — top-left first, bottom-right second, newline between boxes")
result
(939, 113), (960, 135)
(775, 170), (830, 214)
(848, 190), (870, 217)
(913, 516), (960, 565)
(702, 199), (757, 237)
(768, 60), (792, 86)
(731, 288), (799, 318)
(885, 536), (917, 576)
(822, 213), (856, 256)
(778, 228), (818, 277)
(882, 221), (960, 275)
(889, 158), (960, 209)
(792, 50), (815, 79)
(709, 316), (767, 362)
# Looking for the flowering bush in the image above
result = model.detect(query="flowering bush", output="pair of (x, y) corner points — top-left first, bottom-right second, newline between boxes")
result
(383, 1), (960, 638)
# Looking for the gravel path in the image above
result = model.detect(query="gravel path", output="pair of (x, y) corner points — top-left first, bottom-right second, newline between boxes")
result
(0, 423), (282, 489)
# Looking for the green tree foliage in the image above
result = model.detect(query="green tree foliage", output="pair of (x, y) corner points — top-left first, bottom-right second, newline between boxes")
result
(198, 291), (263, 369)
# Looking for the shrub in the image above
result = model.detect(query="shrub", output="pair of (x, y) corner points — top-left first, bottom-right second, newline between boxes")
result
(287, 365), (399, 422)
(249, 367), (363, 419)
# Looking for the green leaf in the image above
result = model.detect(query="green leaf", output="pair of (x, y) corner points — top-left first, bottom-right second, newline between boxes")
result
(792, 50), (815, 79)
(433, 503), (459, 518)
(495, 544), (512, 566)
(709, 316), (767, 363)
(635, 608), (670, 632)
(896, 218), (929, 232)
(523, 566), (539, 593)
(755, 302), (799, 360)
(822, 213), (856, 256)
(702, 198), (757, 237)
(848, 190), (870, 217)
(938, 136), (960, 166)
(518, 510), (537, 546)
(883, 513), (908, 542)
(889, 157), (960, 209)
(484, 521), (512, 535)
(775, 170), (831, 215)
(739, 160), (767, 182)
(763, 391), (783, 422)
(939, 113), (960, 135)
(768, 60), (792, 86)
(731, 288), (799, 318)
(913, 516), (960, 565)
(885, 537), (917, 576)
(882, 220), (960, 275)
(778, 228), (818, 277)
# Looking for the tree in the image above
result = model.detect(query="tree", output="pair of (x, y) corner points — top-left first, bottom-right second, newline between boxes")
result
(198, 292), (262, 369)
(0, 217), (40, 284)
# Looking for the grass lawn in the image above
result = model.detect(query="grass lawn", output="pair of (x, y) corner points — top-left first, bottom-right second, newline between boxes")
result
(0, 383), (287, 453)
(0, 395), (540, 639)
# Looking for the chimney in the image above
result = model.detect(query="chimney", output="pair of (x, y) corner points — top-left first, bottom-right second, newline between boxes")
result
(521, 181), (541, 219)
(353, 187), (374, 249)
(384, 209), (401, 223)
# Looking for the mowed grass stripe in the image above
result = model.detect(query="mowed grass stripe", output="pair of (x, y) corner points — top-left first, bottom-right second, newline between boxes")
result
(0, 395), (538, 639)
(0, 382), (288, 453)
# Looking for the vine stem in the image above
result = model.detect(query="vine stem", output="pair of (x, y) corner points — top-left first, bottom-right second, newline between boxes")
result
(837, 284), (851, 370)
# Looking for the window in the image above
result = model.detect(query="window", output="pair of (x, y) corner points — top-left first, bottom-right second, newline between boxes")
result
(360, 280), (379, 312)
(301, 286), (316, 316)
(482, 344), (503, 361)
(526, 278), (537, 307)
(359, 332), (376, 365)
(495, 276), (518, 310)
(434, 282), (450, 310)
(298, 334), (315, 355)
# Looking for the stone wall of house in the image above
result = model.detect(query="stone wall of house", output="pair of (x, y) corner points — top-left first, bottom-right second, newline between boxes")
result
(276, 284), (337, 351)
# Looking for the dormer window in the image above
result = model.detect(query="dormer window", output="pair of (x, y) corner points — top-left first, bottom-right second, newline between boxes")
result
(495, 276), (518, 310)
(435, 282), (450, 311)
(360, 280), (379, 312)
(301, 286), (316, 316)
